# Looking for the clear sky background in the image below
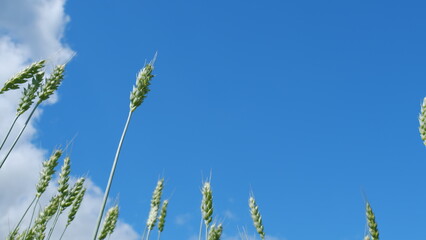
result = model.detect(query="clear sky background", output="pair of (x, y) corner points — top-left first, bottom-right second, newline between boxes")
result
(1, 0), (426, 240)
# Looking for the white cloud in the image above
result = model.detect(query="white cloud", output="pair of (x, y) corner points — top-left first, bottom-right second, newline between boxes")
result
(0, 0), (139, 239)
(175, 213), (193, 226)
(223, 209), (237, 221)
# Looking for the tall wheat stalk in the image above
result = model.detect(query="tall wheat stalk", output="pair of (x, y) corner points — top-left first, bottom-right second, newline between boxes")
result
(92, 55), (156, 240)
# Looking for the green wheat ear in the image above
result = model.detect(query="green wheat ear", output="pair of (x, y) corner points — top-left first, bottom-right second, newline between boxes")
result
(17, 72), (45, 115)
(130, 53), (157, 112)
(157, 199), (169, 233)
(147, 179), (165, 231)
(419, 97), (426, 145)
(38, 64), (65, 103)
(201, 181), (213, 227)
(366, 202), (379, 240)
(36, 150), (62, 197)
(0, 60), (46, 94)
(208, 223), (223, 240)
(249, 196), (265, 240)
(98, 205), (119, 240)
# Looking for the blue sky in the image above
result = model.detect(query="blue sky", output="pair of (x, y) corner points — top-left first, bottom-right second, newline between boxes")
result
(2, 0), (426, 239)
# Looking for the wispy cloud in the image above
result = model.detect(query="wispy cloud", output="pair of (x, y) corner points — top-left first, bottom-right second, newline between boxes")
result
(0, 0), (139, 239)
(175, 212), (193, 226)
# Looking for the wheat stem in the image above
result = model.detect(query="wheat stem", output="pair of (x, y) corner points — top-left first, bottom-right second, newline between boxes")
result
(46, 209), (61, 240)
(92, 110), (133, 240)
(0, 115), (19, 151)
(59, 226), (68, 240)
(0, 102), (40, 170)
(145, 230), (152, 240)
(198, 217), (203, 240)
(12, 196), (36, 234)
(94, 57), (156, 239)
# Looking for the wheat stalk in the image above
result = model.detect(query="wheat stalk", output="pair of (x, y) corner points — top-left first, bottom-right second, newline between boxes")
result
(0, 72), (45, 152)
(0, 64), (66, 170)
(10, 150), (62, 237)
(92, 55), (157, 240)
(249, 196), (265, 240)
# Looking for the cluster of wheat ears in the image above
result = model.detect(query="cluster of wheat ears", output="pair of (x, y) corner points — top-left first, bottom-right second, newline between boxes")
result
(2, 56), (405, 240)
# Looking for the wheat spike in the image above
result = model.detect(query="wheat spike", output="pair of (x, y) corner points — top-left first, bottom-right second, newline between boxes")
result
(366, 202), (379, 240)
(208, 223), (223, 240)
(419, 97), (426, 145)
(37, 64), (65, 103)
(98, 206), (119, 240)
(30, 195), (61, 239)
(67, 187), (86, 226)
(201, 181), (213, 227)
(147, 179), (164, 230)
(157, 200), (169, 233)
(61, 177), (85, 210)
(36, 150), (62, 197)
(249, 196), (265, 240)
(130, 54), (156, 112)
(0, 60), (46, 94)
(17, 72), (44, 115)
